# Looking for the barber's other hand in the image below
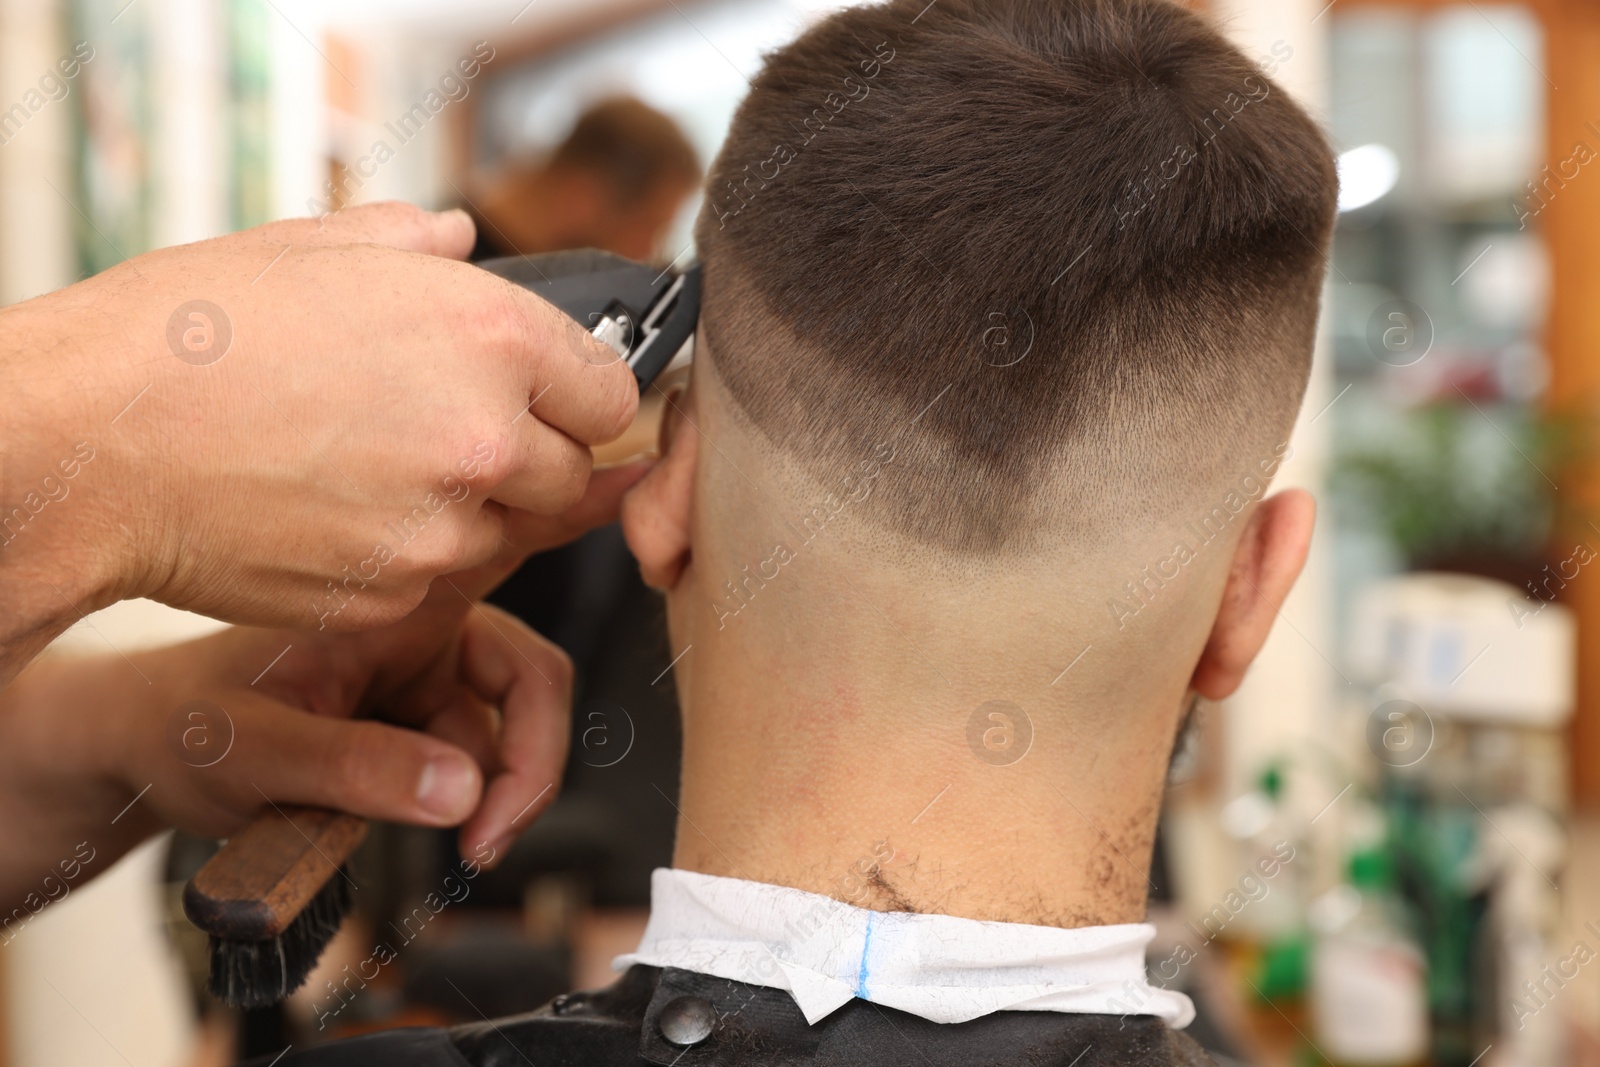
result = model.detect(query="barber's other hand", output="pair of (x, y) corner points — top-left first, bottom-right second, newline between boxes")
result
(0, 586), (571, 907)
(3, 201), (637, 635)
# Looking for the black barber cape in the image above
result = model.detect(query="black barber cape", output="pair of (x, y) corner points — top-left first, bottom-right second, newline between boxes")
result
(250, 965), (1214, 1066)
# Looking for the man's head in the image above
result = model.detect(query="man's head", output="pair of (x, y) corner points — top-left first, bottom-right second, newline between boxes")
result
(623, 0), (1334, 747)
(484, 97), (700, 259)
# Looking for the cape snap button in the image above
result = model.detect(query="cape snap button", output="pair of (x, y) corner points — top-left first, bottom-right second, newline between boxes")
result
(658, 994), (716, 1046)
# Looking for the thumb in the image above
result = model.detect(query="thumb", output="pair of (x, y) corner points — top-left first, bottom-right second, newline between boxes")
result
(215, 693), (485, 826)
(263, 201), (478, 259)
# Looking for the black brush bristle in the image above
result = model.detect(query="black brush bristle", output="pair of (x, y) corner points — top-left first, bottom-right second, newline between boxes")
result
(206, 867), (353, 1008)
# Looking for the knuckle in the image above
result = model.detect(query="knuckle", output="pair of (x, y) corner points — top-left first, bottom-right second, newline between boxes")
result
(393, 529), (459, 580)
(548, 445), (591, 510)
(554, 308), (600, 363)
(460, 431), (514, 492)
(533, 293), (609, 376)
(601, 368), (639, 435)
(569, 434), (596, 477)
(484, 286), (536, 352)
(470, 504), (505, 555)
(425, 526), (473, 573)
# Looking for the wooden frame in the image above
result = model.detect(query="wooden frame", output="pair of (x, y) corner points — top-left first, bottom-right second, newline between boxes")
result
(1539, 0), (1600, 808)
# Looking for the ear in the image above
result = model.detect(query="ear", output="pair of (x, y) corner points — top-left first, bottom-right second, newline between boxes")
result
(1189, 489), (1316, 701)
(620, 383), (698, 590)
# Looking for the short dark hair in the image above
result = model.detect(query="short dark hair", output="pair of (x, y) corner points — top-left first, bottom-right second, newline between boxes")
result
(550, 96), (701, 199)
(694, 0), (1337, 553)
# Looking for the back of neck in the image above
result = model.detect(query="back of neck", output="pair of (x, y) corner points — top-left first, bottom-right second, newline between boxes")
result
(671, 671), (1181, 929)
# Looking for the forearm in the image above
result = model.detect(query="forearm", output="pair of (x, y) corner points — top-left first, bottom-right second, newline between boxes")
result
(0, 650), (162, 919)
(0, 288), (144, 687)
(0, 569), (119, 692)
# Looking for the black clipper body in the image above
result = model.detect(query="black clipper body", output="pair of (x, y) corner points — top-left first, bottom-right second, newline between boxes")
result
(478, 250), (701, 391)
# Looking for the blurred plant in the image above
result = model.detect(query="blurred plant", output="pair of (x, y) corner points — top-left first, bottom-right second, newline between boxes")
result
(1331, 401), (1591, 574)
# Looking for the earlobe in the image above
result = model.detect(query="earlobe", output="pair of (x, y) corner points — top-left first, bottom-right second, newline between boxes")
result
(1190, 490), (1316, 700)
(620, 387), (698, 590)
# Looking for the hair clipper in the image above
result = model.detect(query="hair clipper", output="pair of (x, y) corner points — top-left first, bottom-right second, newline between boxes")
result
(478, 250), (699, 466)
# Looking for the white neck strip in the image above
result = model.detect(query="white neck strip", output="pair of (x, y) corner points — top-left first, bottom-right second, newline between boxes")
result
(613, 868), (1193, 1028)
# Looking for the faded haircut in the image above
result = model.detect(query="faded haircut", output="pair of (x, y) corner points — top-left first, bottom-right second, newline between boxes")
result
(694, 0), (1338, 554)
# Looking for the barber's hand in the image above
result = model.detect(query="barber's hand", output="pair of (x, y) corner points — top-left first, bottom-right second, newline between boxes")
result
(121, 460), (655, 857)
(133, 598), (566, 863)
(0, 468), (647, 912)
(0, 573), (591, 913)
(2, 201), (637, 642)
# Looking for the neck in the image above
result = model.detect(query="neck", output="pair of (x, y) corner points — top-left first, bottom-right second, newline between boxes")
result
(670, 621), (1185, 928)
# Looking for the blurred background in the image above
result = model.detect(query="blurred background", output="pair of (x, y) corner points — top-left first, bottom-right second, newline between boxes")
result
(2, 0), (1599, 1064)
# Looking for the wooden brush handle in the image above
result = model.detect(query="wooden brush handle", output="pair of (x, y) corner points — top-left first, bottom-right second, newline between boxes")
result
(183, 805), (367, 941)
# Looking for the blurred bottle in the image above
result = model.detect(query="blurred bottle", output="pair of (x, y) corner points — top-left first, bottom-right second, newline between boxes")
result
(1223, 766), (1309, 1003)
(1310, 848), (1430, 1066)
(1487, 802), (1567, 1067)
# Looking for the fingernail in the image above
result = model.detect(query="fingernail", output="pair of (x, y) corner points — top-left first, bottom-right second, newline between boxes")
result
(417, 755), (477, 821)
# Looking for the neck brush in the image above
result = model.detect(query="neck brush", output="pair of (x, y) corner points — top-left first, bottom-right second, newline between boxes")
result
(182, 805), (368, 1008)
